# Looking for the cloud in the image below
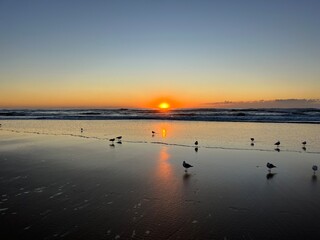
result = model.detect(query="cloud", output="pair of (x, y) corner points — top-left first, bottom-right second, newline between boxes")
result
(204, 99), (320, 108)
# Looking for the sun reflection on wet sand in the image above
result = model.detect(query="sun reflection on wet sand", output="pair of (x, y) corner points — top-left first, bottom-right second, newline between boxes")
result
(140, 146), (192, 238)
(156, 146), (172, 180)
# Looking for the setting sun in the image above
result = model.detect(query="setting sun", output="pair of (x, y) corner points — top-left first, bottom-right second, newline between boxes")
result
(158, 102), (170, 109)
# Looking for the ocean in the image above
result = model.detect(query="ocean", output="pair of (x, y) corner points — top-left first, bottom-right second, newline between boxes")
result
(0, 108), (320, 123)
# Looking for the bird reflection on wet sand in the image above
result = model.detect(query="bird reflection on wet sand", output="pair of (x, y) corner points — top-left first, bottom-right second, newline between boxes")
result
(183, 173), (192, 186)
(266, 172), (276, 179)
(274, 147), (280, 152)
(194, 147), (198, 152)
(312, 174), (317, 183)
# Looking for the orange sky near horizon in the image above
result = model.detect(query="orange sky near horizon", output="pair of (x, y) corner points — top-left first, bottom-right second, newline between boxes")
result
(1, 70), (319, 109)
(1, 85), (319, 109)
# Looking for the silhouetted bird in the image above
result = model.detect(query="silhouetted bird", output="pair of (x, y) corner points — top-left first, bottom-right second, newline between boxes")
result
(302, 141), (307, 145)
(194, 141), (198, 146)
(152, 131), (155, 134)
(312, 165), (318, 174)
(274, 141), (280, 146)
(267, 162), (276, 171)
(183, 161), (193, 172)
(116, 136), (122, 140)
(251, 138), (254, 142)
(109, 138), (115, 143)
(81, 128), (83, 132)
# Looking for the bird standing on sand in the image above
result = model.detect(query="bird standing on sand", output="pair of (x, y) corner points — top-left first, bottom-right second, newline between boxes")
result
(267, 162), (276, 171)
(116, 136), (122, 140)
(194, 141), (198, 146)
(251, 138), (254, 142)
(109, 138), (115, 143)
(183, 161), (193, 172)
(274, 141), (280, 146)
(81, 128), (83, 132)
(312, 165), (318, 174)
(302, 141), (307, 146)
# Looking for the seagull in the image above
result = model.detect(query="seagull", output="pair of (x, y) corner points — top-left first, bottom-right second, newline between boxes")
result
(194, 141), (198, 146)
(267, 162), (276, 171)
(109, 138), (115, 143)
(183, 161), (193, 172)
(116, 136), (122, 140)
(274, 141), (280, 146)
(251, 138), (254, 142)
(302, 141), (307, 145)
(312, 165), (318, 174)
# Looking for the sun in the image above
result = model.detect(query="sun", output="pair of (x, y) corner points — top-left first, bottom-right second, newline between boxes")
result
(158, 102), (170, 110)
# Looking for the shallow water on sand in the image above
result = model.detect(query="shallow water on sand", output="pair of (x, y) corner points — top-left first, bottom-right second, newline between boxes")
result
(0, 120), (320, 239)
(1, 120), (320, 152)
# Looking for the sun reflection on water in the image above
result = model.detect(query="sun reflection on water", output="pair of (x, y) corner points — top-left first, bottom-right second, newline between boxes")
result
(162, 129), (167, 138)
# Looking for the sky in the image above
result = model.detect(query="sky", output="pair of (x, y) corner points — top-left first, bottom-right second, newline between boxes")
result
(0, 0), (320, 109)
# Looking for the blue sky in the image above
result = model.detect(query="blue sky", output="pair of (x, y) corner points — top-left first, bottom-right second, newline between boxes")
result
(0, 0), (319, 108)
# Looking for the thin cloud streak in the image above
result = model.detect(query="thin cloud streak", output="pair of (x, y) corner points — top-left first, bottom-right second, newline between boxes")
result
(205, 99), (320, 108)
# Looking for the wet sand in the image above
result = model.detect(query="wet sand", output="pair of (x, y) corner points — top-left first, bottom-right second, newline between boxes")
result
(1, 122), (320, 239)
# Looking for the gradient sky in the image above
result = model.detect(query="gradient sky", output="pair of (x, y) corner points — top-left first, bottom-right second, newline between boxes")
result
(1, 0), (320, 108)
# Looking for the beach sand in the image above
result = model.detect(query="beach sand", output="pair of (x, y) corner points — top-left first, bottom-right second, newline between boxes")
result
(0, 120), (320, 239)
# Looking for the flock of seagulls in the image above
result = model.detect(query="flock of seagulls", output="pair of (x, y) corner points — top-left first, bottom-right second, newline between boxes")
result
(250, 138), (308, 152)
(184, 138), (318, 176)
(80, 128), (122, 146)
(6, 125), (315, 176)
(266, 162), (318, 176)
(1, 123), (317, 175)
(109, 136), (122, 146)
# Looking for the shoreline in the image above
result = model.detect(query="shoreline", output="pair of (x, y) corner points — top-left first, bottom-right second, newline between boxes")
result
(1, 128), (320, 155)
